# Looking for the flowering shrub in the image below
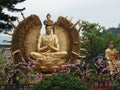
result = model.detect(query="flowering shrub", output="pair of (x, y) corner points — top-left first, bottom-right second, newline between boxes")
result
(0, 53), (120, 89)
(59, 59), (120, 86)
(60, 60), (92, 82)
(0, 57), (43, 84)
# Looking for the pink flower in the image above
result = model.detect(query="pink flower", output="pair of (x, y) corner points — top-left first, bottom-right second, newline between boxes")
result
(116, 61), (120, 68)
(36, 73), (43, 80)
(106, 66), (113, 70)
(74, 60), (81, 65)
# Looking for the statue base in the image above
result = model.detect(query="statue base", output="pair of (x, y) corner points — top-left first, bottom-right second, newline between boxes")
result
(34, 58), (65, 73)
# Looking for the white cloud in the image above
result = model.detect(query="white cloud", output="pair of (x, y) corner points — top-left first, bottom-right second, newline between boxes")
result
(3, 0), (120, 30)
(1, 0), (120, 44)
(20, 0), (104, 12)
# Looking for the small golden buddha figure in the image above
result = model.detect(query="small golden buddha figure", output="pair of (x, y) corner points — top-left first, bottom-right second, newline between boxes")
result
(105, 41), (119, 74)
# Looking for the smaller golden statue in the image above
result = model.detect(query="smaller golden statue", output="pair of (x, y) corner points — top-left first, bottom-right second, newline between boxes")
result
(30, 14), (67, 72)
(105, 41), (119, 74)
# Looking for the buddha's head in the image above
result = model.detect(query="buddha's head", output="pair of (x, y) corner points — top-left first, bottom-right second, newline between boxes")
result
(108, 41), (114, 49)
(46, 13), (51, 21)
(46, 25), (52, 35)
(44, 13), (54, 35)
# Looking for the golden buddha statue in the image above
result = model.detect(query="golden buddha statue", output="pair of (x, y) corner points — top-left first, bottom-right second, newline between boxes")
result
(105, 41), (119, 74)
(30, 25), (67, 60)
(30, 14), (67, 72)
(11, 13), (83, 73)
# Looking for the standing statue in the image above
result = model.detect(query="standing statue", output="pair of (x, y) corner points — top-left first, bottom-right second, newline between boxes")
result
(105, 41), (119, 74)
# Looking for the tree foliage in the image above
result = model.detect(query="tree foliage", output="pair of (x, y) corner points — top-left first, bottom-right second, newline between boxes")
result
(81, 21), (120, 67)
(0, 0), (25, 32)
(107, 24), (120, 37)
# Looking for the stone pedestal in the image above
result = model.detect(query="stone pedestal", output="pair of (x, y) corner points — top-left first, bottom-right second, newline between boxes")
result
(34, 59), (65, 73)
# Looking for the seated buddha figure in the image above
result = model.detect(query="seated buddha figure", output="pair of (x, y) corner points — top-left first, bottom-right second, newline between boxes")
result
(30, 14), (67, 62)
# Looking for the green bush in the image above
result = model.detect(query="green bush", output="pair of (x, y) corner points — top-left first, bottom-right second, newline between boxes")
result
(32, 73), (90, 90)
(111, 82), (120, 90)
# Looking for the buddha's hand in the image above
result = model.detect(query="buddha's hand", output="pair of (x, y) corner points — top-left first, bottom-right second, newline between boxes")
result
(47, 44), (51, 48)
(48, 44), (53, 48)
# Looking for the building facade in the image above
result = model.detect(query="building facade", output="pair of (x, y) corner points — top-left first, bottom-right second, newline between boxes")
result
(0, 44), (11, 61)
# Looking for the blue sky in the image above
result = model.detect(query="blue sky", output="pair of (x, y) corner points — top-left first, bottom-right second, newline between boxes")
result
(0, 0), (120, 44)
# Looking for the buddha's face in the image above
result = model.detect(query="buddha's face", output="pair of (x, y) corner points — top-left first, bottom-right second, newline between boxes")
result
(46, 26), (52, 35)
(109, 43), (114, 49)
(47, 15), (51, 21)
